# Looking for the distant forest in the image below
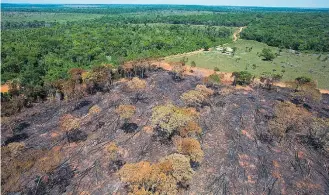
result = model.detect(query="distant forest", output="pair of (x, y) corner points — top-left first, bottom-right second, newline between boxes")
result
(1, 4), (329, 91)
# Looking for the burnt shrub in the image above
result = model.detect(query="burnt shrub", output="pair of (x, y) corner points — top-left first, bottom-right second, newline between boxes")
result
(73, 100), (92, 111)
(109, 159), (126, 173)
(66, 129), (87, 143)
(121, 123), (138, 133)
(4, 133), (29, 145)
(13, 122), (30, 134)
(1, 95), (27, 116)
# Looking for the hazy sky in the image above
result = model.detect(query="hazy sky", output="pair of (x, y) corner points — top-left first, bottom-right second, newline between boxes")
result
(2, 0), (329, 8)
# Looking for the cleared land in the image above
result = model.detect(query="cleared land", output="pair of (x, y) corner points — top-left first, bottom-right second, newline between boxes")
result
(166, 39), (329, 89)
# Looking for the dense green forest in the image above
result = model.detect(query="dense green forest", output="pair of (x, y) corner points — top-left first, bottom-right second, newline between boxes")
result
(1, 22), (232, 85)
(241, 13), (329, 52)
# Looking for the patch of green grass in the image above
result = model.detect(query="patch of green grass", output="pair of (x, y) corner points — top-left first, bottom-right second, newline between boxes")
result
(166, 39), (329, 89)
(1, 12), (104, 23)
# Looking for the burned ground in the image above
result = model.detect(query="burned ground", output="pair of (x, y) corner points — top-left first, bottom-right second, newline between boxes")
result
(1, 70), (329, 194)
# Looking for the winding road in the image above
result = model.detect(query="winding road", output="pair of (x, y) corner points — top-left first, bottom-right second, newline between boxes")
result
(233, 26), (246, 42)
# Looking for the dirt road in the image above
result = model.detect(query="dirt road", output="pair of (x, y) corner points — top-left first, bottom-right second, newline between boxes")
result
(233, 26), (246, 42)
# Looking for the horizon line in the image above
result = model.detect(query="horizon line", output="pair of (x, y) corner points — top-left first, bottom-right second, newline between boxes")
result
(2, 3), (329, 9)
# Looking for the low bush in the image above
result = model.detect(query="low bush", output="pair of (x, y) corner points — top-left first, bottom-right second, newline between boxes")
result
(259, 72), (282, 90)
(1, 95), (27, 116)
(88, 105), (101, 115)
(171, 63), (186, 81)
(207, 73), (221, 85)
(181, 85), (214, 107)
(174, 137), (204, 163)
(104, 142), (119, 160)
(115, 105), (136, 120)
(126, 77), (146, 91)
(308, 118), (329, 153)
(1, 147), (44, 193)
(288, 77), (322, 102)
(178, 121), (202, 137)
(232, 71), (253, 86)
(35, 147), (63, 173)
(59, 114), (80, 132)
(195, 84), (214, 96)
(118, 153), (193, 194)
(151, 104), (199, 137)
(268, 101), (311, 138)
(180, 90), (206, 107)
(191, 61), (196, 67)
(259, 48), (276, 61)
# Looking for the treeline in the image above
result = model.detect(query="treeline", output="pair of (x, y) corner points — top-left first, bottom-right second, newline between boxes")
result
(3, 4), (327, 14)
(1, 22), (231, 85)
(99, 13), (258, 27)
(1, 21), (57, 30)
(241, 13), (329, 52)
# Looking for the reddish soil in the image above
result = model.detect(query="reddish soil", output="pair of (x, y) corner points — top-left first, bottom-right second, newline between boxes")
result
(0, 84), (9, 93)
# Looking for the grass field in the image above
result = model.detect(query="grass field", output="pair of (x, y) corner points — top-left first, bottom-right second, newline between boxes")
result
(1, 12), (104, 23)
(166, 39), (329, 89)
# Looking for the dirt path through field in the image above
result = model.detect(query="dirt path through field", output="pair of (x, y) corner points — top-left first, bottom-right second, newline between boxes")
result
(233, 26), (246, 42)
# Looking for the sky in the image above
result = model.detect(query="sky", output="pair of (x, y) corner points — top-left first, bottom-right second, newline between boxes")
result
(2, 0), (329, 8)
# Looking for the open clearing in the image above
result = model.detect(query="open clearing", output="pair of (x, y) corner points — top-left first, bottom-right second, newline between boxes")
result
(165, 39), (329, 89)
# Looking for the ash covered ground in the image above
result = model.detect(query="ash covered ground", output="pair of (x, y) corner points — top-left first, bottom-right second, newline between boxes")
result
(1, 70), (329, 195)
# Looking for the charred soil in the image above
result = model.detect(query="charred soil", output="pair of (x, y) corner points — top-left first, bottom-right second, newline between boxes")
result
(1, 70), (329, 194)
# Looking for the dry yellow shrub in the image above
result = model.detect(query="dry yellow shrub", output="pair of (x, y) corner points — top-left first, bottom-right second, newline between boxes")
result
(35, 147), (63, 174)
(181, 85), (213, 107)
(88, 105), (101, 115)
(127, 77), (147, 91)
(6, 142), (25, 157)
(160, 153), (194, 183)
(59, 114), (80, 132)
(104, 142), (119, 160)
(179, 121), (202, 137)
(151, 103), (199, 135)
(269, 101), (311, 138)
(195, 84), (214, 96)
(1, 148), (44, 193)
(118, 154), (193, 194)
(174, 137), (204, 163)
(181, 90), (206, 106)
(115, 105), (136, 119)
